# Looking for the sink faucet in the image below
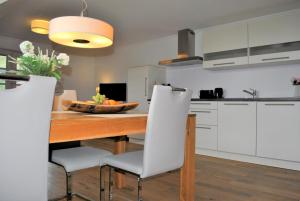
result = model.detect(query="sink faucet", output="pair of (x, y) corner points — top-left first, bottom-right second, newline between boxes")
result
(243, 88), (257, 99)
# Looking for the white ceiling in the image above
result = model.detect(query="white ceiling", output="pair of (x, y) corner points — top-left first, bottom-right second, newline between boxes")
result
(1, 0), (300, 47)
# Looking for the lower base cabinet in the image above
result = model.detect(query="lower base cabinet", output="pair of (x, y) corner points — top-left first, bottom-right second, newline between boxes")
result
(192, 100), (300, 170)
(196, 126), (217, 150)
(218, 102), (256, 155)
(257, 102), (300, 162)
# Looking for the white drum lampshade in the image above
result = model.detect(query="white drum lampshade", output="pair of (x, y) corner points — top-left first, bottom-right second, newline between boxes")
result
(49, 16), (114, 48)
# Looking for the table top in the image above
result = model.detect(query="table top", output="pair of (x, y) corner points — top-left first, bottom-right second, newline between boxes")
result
(50, 111), (195, 143)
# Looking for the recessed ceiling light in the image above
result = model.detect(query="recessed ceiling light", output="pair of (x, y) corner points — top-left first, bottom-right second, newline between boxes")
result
(31, 19), (49, 35)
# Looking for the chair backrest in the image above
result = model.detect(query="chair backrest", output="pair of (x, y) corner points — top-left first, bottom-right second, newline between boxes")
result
(0, 76), (56, 201)
(141, 85), (192, 178)
(53, 90), (77, 111)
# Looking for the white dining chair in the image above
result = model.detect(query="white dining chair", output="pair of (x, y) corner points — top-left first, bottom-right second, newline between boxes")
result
(101, 85), (192, 201)
(0, 75), (56, 201)
(50, 90), (112, 201)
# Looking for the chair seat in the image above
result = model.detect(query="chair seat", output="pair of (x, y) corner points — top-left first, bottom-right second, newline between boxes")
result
(52, 146), (112, 172)
(103, 151), (143, 175)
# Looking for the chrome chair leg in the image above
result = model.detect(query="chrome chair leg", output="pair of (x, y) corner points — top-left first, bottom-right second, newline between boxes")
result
(108, 167), (113, 201)
(100, 166), (104, 201)
(66, 172), (72, 201)
(137, 177), (143, 201)
(66, 172), (93, 201)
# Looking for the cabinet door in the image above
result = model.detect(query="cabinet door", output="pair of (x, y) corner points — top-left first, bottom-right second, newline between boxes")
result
(190, 109), (217, 126)
(203, 22), (249, 69)
(203, 22), (248, 53)
(249, 9), (300, 47)
(257, 102), (300, 162)
(190, 102), (218, 110)
(127, 67), (148, 111)
(196, 126), (218, 150)
(218, 102), (256, 155)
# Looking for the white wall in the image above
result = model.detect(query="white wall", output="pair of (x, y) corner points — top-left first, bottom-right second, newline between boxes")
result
(94, 34), (178, 83)
(61, 55), (97, 100)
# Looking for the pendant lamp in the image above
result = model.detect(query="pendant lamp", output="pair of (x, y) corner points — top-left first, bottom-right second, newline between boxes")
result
(31, 20), (49, 34)
(49, 0), (113, 48)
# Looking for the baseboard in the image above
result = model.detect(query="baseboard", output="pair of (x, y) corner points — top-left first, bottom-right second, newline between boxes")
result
(196, 148), (300, 171)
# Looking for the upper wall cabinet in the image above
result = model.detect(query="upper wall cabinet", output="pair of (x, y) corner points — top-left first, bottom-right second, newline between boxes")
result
(248, 9), (300, 64)
(249, 9), (300, 47)
(202, 22), (248, 69)
(203, 22), (248, 53)
(202, 9), (300, 69)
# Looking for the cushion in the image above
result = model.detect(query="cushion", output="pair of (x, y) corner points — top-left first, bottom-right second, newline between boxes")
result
(103, 151), (143, 175)
(52, 146), (112, 172)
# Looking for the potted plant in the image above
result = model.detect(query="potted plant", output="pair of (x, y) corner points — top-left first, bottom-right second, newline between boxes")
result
(9, 41), (70, 95)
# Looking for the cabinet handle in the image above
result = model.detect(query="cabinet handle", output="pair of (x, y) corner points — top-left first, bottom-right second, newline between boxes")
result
(191, 110), (211, 113)
(224, 103), (249, 106)
(262, 57), (290, 61)
(192, 103), (211, 105)
(265, 103), (295, 106)
(213, 62), (235, 66)
(144, 77), (147, 97)
(197, 126), (211, 130)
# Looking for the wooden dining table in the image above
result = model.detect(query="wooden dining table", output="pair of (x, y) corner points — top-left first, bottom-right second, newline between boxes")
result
(50, 112), (196, 201)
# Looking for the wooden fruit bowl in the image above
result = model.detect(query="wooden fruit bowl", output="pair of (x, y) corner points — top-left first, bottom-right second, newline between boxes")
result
(62, 100), (139, 114)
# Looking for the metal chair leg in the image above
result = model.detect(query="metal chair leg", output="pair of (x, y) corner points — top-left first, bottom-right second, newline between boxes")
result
(100, 166), (104, 201)
(66, 172), (93, 201)
(137, 177), (143, 201)
(66, 172), (72, 201)
(108, 167), (113, 201)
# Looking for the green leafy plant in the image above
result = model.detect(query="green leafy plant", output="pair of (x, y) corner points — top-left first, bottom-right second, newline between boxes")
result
(9, 41), (70, 80)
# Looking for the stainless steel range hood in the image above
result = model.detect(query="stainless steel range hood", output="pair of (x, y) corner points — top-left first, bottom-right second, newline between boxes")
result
(159, 29), (203, 66)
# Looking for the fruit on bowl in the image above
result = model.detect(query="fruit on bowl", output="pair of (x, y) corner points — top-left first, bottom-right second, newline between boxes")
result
(103, 99), (122, 105)
(92, 93), (106, 104)
(92, 93), (122, 105)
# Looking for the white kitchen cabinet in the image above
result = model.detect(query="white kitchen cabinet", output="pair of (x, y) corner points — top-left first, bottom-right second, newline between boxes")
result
(202, 9), (300, 68)
(257, 102), (300, 162)
(203, 56), (248, 69)
(249, 50), (300, 64)
(218, 102), (256, 155)
(203, 22), (248, 53)
(196, 126), (218, 150)
(127, 66), (166, 142)
(190, 101), (218, 110)
(191, 109), (217, 126)
(248, 9), (300, 47)
(202, 22), (248, 69)
(248, 9), (300, 64)
(190, 102), (218, 151)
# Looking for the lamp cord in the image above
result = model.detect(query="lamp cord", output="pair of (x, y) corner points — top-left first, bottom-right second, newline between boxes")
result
(80, 0), (88, 17)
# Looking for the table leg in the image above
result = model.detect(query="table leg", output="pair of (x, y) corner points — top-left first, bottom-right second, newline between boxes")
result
(114, 136), (126, 189)
(180, 115), (196, 201)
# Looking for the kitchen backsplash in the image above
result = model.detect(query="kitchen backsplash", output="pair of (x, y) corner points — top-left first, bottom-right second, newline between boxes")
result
(166, 63), (300, 98)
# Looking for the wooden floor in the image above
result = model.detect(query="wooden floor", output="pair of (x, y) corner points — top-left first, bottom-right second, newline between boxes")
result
(48, 139), (300, 201)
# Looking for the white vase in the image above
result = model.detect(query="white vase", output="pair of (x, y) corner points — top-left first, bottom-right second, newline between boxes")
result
(294, 85), (300, 97)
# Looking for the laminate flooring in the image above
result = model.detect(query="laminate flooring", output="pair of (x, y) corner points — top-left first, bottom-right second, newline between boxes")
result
(48, 139), (300, 201)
